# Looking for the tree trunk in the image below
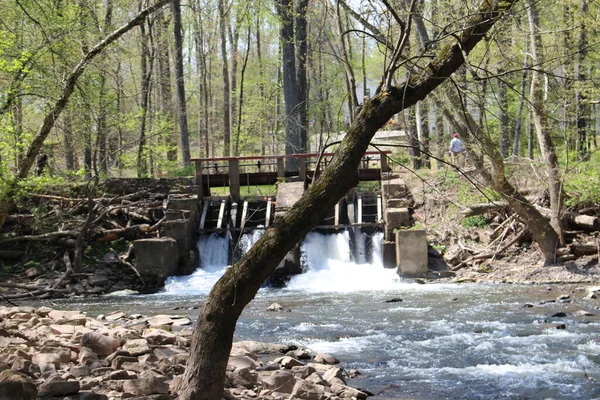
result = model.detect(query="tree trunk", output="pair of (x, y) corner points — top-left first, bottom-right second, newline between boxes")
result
(525, 0), (565, 243)
(512, 38), (529, 157)
(137, 3), (151, 178)
(277, 0), (301, 170)
(172, 0), (191, 166)
(295, 0), (309, 153)
(175, 1), (519, 399)
(575, 0), (589, 160)
(156, 11), (177, 162)
(218, 0), (231, 157)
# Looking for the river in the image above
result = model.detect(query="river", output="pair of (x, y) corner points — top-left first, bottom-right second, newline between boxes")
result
(50, 231), (600, 399)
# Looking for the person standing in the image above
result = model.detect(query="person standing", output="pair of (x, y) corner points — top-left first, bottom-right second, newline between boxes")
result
(449, 133), (464, 166)
(35, 148), (48, 176)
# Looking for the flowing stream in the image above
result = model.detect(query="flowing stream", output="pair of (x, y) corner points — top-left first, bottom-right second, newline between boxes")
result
(53, 231), (600, 399)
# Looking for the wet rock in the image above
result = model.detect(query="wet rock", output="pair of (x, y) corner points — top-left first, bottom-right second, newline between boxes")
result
(0, 370), (37, 400)
(232, 340), (295, 354)
(276, 355), (304, 369)
(385, 298), (403, 303)
(314, 353), (339, 365)
(267, 303), (283, 312)
(571, 310), (596, 317)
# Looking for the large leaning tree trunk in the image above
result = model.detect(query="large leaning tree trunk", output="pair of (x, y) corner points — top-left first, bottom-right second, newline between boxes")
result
(0, 0), (170, 231)
(175, 1), (520, 399)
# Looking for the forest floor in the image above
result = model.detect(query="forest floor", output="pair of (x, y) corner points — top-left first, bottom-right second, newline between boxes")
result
(402, 163), (600, 286)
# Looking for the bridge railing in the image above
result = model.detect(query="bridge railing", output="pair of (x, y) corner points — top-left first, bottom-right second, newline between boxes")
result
(191, 150), (392, 200)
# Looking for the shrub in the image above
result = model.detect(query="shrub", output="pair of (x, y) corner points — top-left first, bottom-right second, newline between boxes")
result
(461, 215), (487, 228)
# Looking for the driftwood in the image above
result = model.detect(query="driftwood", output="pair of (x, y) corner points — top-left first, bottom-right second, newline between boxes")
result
(452, 229), (527, 271)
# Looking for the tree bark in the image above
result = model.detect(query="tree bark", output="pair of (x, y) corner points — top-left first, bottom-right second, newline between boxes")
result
(525, 0), (566, 243)
(175, 1), (519, 399)
(172, 0), (191, 166)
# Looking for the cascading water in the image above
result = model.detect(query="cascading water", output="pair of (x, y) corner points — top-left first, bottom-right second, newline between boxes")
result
(163, 232), (230, 295)
(288, 230), (401, 292)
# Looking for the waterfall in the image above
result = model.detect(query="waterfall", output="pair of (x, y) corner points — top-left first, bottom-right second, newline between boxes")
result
(163, 232), (230, 295)
(163, 229), (399, 295)
(288, 230), (400, 293)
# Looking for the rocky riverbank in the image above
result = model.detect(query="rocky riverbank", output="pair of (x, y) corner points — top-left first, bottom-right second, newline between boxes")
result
(0, 306), (370, 400)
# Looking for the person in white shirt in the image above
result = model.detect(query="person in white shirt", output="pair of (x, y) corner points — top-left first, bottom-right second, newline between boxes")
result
(449, 133), (464, 167)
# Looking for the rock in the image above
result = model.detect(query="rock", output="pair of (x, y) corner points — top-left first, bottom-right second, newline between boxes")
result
(37, 374), (80, 398)
(291, 365), (316, 379)
(32, 353), (61, 369)
(330, 383), (369, 399)
(275, 356), (304, 369)
(111, 356), (139, 370)
(105, 311), (126, 321)
(123, 339), (151, 356)
(47, 310), (87, 325)
(260, 370), (296, 394)
(121, 370), (169, 396)
(147, 315), (175, 327)
(88, 274), (110, 287)
(385, 298), (403, 303)
(314, 353), (339, 365)
(232, 341), (295, 354)
(69, 365), (90, 378)
(25, 265), (45, 279)
(0, 370), (37, 400)
(81, 332), (120, 357)
(228, 356), (261, 370)
(291, 379), (326, 400)
(322, 367), (345, 385)
(267, 303), (283, 312)
(39, 346), (71, 363)
(63, 392), (108, 400)
(571, 310), (596, 317)
(78, 347), (99, 366)
(143, 329), (176, 345)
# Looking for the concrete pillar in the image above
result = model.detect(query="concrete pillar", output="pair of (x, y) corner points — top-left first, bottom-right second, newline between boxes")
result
(381, 240), (396, 269)
(395, 229), (428, 277)
(277, 157), (285, 179)
(383, 207), (410, 241)
(133, 238), (179, 288)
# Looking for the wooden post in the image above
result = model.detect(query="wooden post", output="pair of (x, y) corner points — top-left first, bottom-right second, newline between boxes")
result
(195, 161), (204, 199)
(380, 151), (389, 173)
(299, 157), (307, 184)
(229, 159), (240, 201)
(277, 157), (285, 179)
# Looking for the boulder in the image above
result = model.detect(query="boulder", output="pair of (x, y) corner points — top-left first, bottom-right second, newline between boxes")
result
(260, 370), (296, 394)
(313, 353), (339, 365)
(291, 379), (327, 400)
(37, 374), (80, 398)
(232, 340), (295, 354)
(81, 332), (119, 357)
(121, 370), (169, 396)
(0, 370), (37, 400)
(122, 339), (151, 356)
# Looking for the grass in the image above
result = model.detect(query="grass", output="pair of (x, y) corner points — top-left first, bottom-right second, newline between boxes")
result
(209, 184), (278, 197)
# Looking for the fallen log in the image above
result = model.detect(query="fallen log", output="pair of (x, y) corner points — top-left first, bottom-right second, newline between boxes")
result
(569, 242), (599, 257)
(0, 230), (79, 244)
(94, 224), (152, 242)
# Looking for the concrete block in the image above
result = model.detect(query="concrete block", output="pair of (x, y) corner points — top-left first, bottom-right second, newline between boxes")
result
(133, 238), (179, 286)
(381, 241), (397, 269)
(395, 229), (428, 277)
(384, 207), (410, 241)
(160, 219), (198, 276)
(381, 177), (407, 201)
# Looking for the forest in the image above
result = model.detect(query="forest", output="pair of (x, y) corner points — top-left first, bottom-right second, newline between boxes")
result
(1, 0), (600, 398)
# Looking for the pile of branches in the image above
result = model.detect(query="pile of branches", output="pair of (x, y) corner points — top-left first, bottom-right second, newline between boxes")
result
(448, 200), (600, 270)
(0, 189), (177, 300)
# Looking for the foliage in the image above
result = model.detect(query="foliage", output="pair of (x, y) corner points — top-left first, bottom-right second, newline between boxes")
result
(565, 162), (600, 209)
(461, 215), (488, 228)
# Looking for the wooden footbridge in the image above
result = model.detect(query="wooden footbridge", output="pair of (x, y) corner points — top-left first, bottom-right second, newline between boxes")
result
(191, 151), (393, 234)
